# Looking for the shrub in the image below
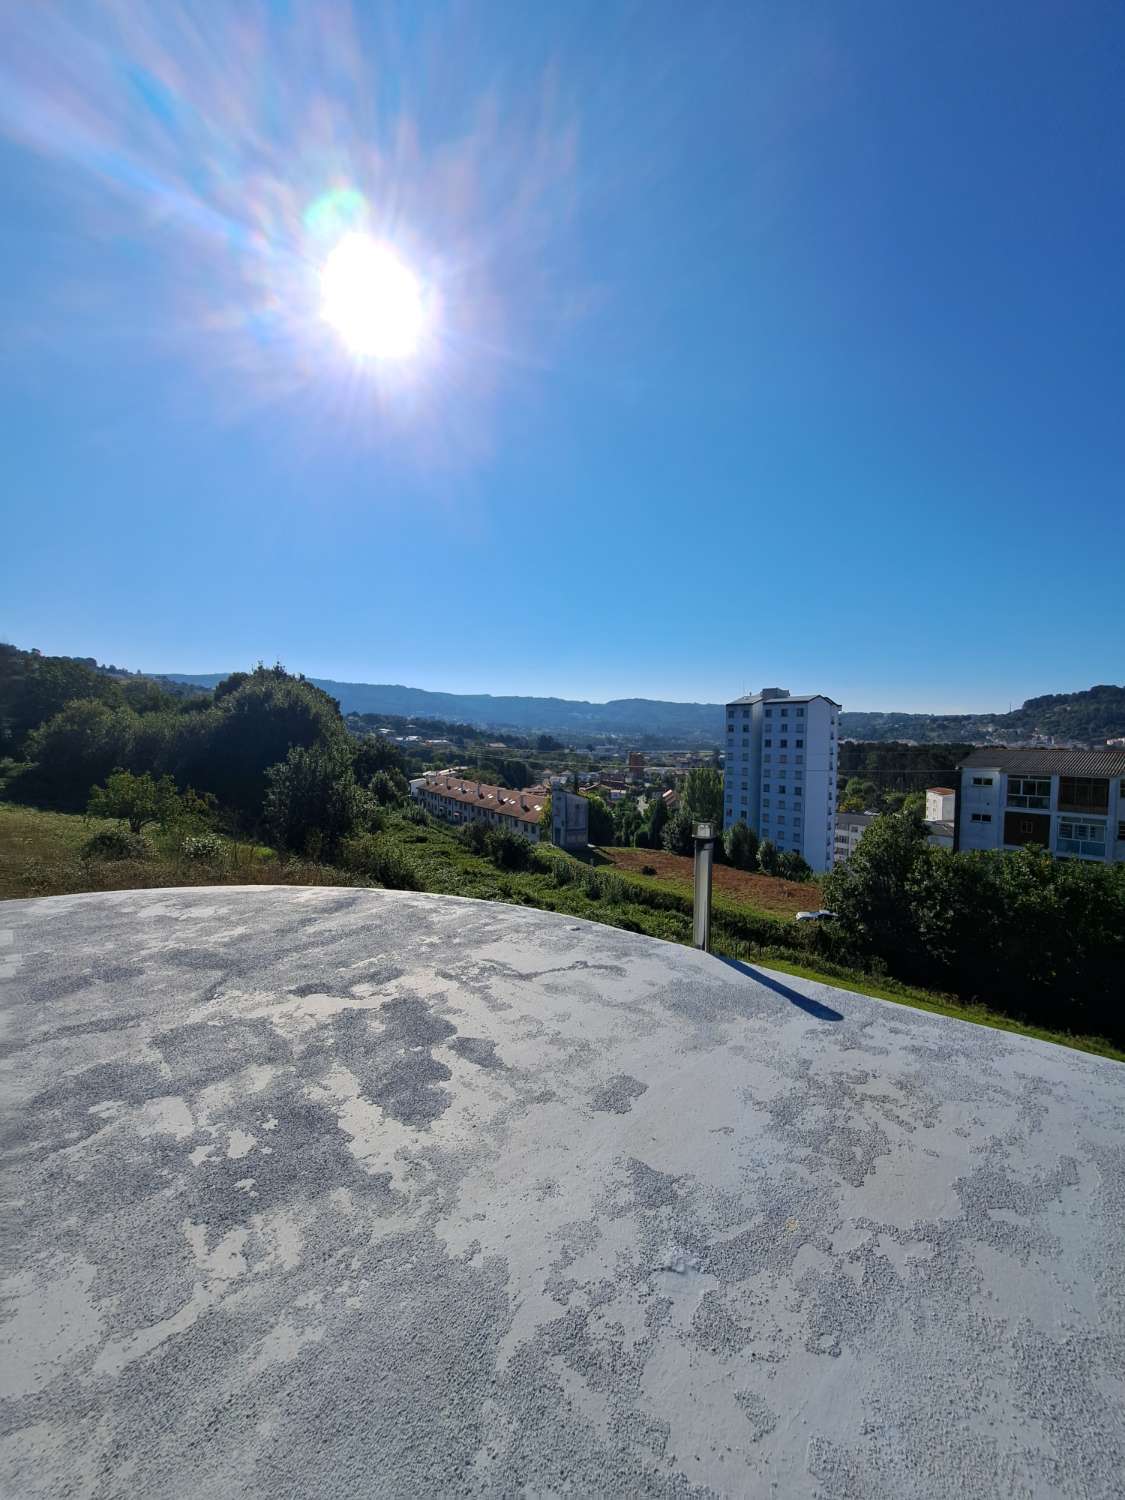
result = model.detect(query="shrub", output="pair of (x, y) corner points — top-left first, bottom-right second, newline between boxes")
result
(485, 829), (534, 871)
(81, 828), (149, 862)
(456, 821), (535, 871)
(263, 742), (367, 858)
(723, 820), (759, 871)
(661, 810), (695, 856)
(340, 834), (420, 890)
(180, 833), (227, 862)
(368, 768), (409, 806)
(756, 838), (780, 875)
(776, 850), (813, 882)
(88, 769), (214, 835)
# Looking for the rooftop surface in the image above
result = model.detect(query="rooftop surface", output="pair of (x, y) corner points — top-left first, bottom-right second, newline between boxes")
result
(959, 746), (1125, 777)
(2, 887), (1123, 1499)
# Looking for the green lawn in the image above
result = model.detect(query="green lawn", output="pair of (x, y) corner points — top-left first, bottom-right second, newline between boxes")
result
(2, 800), (1121, 1064)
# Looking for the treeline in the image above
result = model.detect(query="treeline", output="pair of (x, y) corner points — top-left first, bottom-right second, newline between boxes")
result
(1, 647), (412, 857)
(597, 767), (813, 880)
(822, 812), (1125, 1040)
(836, 741), (970, 810)
(345, 710), (541, 752)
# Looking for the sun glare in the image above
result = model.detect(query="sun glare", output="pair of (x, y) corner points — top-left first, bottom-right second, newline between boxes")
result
(320, 233), (426, 360)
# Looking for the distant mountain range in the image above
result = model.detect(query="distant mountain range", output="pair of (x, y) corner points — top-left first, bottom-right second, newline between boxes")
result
(160, 674), (1125, 748)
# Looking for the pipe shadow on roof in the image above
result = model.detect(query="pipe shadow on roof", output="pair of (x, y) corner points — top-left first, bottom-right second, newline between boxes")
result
(715, 956), (844, 1022)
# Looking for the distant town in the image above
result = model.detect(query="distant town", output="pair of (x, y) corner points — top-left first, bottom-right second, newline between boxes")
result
(398, 683), (1125, 874)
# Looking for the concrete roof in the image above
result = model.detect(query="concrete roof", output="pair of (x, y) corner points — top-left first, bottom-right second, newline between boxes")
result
(2, 887), (1123, 1499)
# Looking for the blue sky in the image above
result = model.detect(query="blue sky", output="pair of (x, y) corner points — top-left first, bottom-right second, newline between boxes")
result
(1, 1), (1122, 713)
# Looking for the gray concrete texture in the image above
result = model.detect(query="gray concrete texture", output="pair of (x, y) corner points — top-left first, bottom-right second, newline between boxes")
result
(1, 886), (1123, 1499)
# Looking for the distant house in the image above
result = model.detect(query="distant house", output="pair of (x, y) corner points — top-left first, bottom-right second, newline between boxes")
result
(835, 807), (954, 862)
(925, 787), (956, 821)
(834, 811), (876, 864)
(411, 773), (589, 851)
(956, 748), (1125, 863)
(412, 774), (545, 841)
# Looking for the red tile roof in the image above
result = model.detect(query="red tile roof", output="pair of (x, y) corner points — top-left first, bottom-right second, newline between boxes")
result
(417, 775), (545, 825)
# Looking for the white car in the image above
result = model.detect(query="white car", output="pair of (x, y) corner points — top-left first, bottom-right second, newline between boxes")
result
(794, 909), (837, 923)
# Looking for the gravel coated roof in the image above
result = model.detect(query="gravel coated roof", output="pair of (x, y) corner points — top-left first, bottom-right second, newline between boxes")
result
(2, 887), (1123, 1499)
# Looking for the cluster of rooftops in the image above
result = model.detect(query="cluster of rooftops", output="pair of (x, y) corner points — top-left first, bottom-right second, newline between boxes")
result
(414, 773), (548, 825)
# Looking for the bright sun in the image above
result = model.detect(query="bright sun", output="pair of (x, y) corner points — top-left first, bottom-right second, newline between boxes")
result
(320, 233), (426, 359)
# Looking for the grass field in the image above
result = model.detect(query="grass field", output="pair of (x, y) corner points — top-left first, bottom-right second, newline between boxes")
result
(597, 846), (823, 917)
(0, 802), (362, 901)
(2, 800), (1121, 1063)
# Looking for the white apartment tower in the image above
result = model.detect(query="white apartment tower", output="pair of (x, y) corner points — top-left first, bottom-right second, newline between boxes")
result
(723, 688), (841, 872)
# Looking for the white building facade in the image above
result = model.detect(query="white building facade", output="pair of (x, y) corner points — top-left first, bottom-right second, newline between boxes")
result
(956, 749), (1125, 864)
(834, 811), (875, 865)
(410, 773), (590, 852)
(723, 688), (841, 872)
(925, 787), (956, 821)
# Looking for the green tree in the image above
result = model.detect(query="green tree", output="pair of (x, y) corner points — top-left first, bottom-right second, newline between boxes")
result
(645, 794), (670, 849)
(263, 742), (369, 858)
(583, 793), (615, 846)
(613, 799), (642, 847)
(883, 788), (927, 818)
(839, 777), (880, 813)
(821, 811), (930, 971)
(776, 849), (813, 882)
(723, 820), (759, 870)
(353, 735), (407, 782)
(756, 838), (780, 875)
(184, 666), (348, 820)
(661, 810), (695, 856)
(368, 767), (409, 805)
(22, 700), (137, 807)
(87, 769), (213, 835)
(679, 768), (724, 827)
(0, 644), (124, 755)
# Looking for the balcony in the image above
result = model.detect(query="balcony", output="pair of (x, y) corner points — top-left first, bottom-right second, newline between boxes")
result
(1057, 777), (1109, 817)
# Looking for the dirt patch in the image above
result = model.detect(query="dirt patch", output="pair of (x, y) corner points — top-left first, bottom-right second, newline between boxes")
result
(597, 847), (822, 917)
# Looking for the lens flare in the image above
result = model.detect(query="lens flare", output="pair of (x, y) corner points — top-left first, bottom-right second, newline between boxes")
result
(320, 233), (425, 359)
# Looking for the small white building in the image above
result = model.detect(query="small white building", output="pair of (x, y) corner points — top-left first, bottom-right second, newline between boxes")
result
(834, 811), (876, 864)
(925, 787), (956, 821)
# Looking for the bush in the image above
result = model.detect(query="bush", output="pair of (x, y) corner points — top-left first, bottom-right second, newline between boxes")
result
(81, 828), (149, 862)
(263, 742), (368, 858)
(180, 833), (227, 862)
(756, 838), (780, 875)
(724, 820), (759, 871)
(88, 769), (214, 835)
(485, 829), (535, 871)
(369, 768), (409, 806)
(822, 823), (1125, 1038)
(776, 850), (813, 882)
(456, 821), (535, 871)
(340, 834), (420, 890)
(661, 811), (694, 856)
